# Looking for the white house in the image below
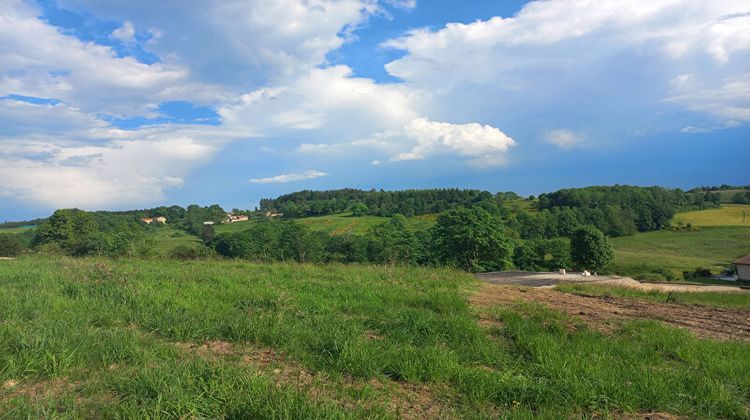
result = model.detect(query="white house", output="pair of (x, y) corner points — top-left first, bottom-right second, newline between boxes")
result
(735, 255), (750, 281)
(225, 213), (249, 223)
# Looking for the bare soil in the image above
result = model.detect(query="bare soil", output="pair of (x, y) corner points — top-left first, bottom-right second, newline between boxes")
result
(472, 283), (750, 341)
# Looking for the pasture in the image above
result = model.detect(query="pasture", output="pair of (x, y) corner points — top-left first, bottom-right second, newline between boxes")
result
(1, 257), (749, 418)
(674, 204), (750, 226)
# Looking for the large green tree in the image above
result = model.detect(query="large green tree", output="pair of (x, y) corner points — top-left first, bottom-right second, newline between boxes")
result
(570, 225), (614, 272)
(431, 207), (514, 272)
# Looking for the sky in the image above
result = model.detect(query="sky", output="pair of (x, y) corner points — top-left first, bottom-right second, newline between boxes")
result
(1, 0), (749, 220)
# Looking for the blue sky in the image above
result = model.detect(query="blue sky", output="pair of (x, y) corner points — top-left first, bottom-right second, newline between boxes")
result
(0, 0), (749, 220)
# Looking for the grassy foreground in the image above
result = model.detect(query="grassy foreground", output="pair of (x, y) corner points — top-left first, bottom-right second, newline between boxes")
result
(1, 258), (749, 418)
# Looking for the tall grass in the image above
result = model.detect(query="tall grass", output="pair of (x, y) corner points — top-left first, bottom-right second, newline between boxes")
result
(0, 257), (748, 418)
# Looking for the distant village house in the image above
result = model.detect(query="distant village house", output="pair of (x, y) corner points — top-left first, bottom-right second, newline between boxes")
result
(265, 211), (284, 218)
(225, 213), (249, 223)
(141, 216), (167, 224)
(735, 255), (750, 281)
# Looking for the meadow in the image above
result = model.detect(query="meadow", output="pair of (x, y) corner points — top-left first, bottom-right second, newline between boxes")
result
(215, 212), (439, 236)
(1, 257), (749, 418)
(673, 204), (750, 226)
(0, 227), (35, 235)
(610, 226), (750, 277)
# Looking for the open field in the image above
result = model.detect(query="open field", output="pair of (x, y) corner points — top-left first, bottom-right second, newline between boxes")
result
(610, 226), (750, 277)
(0, 227), (36, 235)
(1, 257), (749, 418)
(215, 212), (439, 236)
(674, 204), (750, 226)
(151, 226), (203, 255)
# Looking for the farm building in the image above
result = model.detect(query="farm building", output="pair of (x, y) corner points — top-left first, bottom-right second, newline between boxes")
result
(735, 255), (750, 280)
(225, 213), (249, 223)
(265, 211), (284, 218)
(141, 216), (167, 224)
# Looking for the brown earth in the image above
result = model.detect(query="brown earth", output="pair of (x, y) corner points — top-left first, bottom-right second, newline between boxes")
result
(472, 283), (750, 341)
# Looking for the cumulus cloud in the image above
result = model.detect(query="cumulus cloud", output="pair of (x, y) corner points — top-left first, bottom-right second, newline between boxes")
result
(299, 118), (516, 167)
(0, 135), (217, 209)
(383, 0), (750, 125)
(57, 0), (383, 89)
(249, 170), (328, 184)
(545, 129), (584, 150)
(219, 65), (420, 141)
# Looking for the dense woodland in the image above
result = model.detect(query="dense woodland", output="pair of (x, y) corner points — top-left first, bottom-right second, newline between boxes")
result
(0, 185), (731, 275)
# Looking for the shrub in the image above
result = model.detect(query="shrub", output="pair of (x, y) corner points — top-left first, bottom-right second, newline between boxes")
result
(0, 234), (26, 257)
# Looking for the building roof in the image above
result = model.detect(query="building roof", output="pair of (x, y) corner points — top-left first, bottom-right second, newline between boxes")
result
(734, 255), (750, 265)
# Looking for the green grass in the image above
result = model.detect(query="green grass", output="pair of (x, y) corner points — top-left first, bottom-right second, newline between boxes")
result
(0, 227), (36, 235)
(150, 226), (202, 256)
(1, 257), (749, 417)
(557, 283), (750, 310)
(674, 204), (750, 227)
(611, 226), (750, 277)
(215, 212), (440, 236)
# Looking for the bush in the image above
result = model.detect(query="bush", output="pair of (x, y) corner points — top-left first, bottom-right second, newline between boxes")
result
(0, 234), (26, 257)
(694, 267), (713, 278)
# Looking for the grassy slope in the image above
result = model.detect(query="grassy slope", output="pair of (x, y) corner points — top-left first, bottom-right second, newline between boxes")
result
(0, 227), (35, 235)
(1, 257), (748, 418)
(673, 204), (750, 226)
(150, 226), (202, 256)
(216, 212), (439, 236)
(557, 283), (750, 310)
(611, 226), (750, 276)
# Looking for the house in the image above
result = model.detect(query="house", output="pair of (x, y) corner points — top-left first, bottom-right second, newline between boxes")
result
(141, 216), (167, 224)
(225, 213), (249, 223)
(265, 211), (284, 218)
(734, 255), (750, 281)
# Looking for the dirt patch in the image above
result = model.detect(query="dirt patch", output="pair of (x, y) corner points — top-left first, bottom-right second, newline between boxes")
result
(172, 340), (456, 419)
(0, 377), (79, 403)
(472, 283), (750, 341)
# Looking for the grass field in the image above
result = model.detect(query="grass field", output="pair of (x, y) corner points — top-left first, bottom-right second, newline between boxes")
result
(674, 204), (750, 226)
(151, 226), (202, 255)
(610, 226), (750, 277)
(0, 227), (36, 235)
(557, 283), (750, 310)
(215, 212), (439, 236)
(1, 257), (749, 418)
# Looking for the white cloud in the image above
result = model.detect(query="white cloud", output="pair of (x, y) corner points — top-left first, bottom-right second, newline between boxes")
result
(111, 21), (136, 44)
(57, 0), (383, 89)
(298, 118), (517, 167)
(382, 0), (750, 126)
(219, 65), (421, 141)
(249, 170), (328, 184)
(385, 119), (516, 167)
(544, 129), (584, 150)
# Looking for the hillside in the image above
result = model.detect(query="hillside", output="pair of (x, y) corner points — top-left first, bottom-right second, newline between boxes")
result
(1, 257), (748, 418)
